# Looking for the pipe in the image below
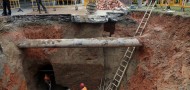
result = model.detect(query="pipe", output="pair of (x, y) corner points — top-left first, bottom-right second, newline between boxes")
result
(17, 38), (142, 48)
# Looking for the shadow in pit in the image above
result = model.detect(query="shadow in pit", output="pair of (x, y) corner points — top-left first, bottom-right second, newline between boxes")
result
(104, 22), (116, 37)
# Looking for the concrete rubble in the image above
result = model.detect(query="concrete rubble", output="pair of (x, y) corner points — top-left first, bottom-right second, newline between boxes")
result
(97, 0), (124, 10)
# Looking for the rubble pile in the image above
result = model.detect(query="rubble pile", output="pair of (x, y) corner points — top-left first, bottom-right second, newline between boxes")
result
(97, 0), (124, 10)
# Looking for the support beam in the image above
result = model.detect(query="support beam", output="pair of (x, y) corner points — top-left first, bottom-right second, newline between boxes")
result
(17, 38), (142, 48)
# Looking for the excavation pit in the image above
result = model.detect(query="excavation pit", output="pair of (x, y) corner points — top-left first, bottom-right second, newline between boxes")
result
(0, 10), (190, 90)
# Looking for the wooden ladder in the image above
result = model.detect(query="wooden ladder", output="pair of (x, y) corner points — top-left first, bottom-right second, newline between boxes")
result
(105, 1), (157, 90)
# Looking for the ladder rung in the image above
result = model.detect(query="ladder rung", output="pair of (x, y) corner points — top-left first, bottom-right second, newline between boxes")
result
(116, 70), (123, 76)
(122, 61), (128, 65)
(120, 63), (126, 68)
(114, 78), (120, 83)
(124, 58), (130, 61)
(120, 63), (125, 67)
(113, 81), (119, 86)
(141, 21), (146, 23)
(122, 59), (128, 63)
(122, 60), (128, 64)
(125, 55), (131, 58)
(118, 68), (124, 73)
(139, 26), (144, 29)
(148, 5), (153, 7)
(142, 19), (147, 22)
(146, 9), (152, 11)
(112, 83), (117, 87)
(114, 74), (122, 80)
(136, 32), (141, 34)
(116, 73), (122, 77)
(122, 62), (128, 67)
(143, 17), (148, 20)
(124, 53), (132, 57)
(148, 6), (155, 8)
(127, 50), (133, 53)
(146, 10), (150, 13)
(121, 58), (126, 61)
(146, 12), (150, 15)
(135, 33), (140, 36)
(122, 60), (129, 65)
(119, 66), (124, 71)
(146, 14), (150, 17)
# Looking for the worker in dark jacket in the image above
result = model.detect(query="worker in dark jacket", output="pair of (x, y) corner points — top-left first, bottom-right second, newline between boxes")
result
(2, 0), (11, 16)
(36, 0), (48, 14)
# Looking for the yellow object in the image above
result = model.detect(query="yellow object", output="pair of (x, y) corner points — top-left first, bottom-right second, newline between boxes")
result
(82, 87), (87, 90)
(157, 0), (183, 7)
(84, 0), (96, 6)
(31, 0), (78, 11)
(157, 0), (190, 10)
(31, 0), (75, 11)
(84, 0), (88, 6)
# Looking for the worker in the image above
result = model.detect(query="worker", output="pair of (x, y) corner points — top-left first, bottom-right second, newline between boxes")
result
(166, 0), (171, 10)
(80, 83), (87, 90)
(44, 74), (51, 90)
(2, 0), (11, 16)
(36, 0), (48, 14)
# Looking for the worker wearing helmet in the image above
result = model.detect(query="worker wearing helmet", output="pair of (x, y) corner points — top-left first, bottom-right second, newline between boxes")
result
(44, 74), (51, 90)
(80, 83), (87, 90)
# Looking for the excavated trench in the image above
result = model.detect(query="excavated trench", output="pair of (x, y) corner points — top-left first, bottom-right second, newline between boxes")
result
(0, 11), (190, 90)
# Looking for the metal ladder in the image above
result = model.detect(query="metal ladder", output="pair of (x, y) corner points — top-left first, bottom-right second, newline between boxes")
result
(105, 1), (157, 90)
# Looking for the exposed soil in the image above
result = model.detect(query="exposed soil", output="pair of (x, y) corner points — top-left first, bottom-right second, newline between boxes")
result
(125, 12), (190, 90)
(0, 11), (190, 90)
(0, 22), (104, 90)
(0, 23), (65, 60)
(22, 24), (64, 60)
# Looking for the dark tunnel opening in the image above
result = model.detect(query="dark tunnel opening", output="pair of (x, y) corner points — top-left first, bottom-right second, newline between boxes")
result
(35, 64), (56, 90)
(35, 63), (70, 90)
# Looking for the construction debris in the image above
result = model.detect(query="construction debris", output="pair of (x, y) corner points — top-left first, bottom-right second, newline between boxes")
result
(97, 0), (124, 10)
(86, 2), (97, 14)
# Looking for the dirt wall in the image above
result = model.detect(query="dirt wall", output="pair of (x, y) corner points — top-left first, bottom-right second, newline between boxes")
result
(0, 14), (141, 90)
(126, 12), (190, 90)
(101, 12), (190, 90)
(1, 12), (189, 90)
(0, 19), (105, 90)
(0, 39), (27, 90)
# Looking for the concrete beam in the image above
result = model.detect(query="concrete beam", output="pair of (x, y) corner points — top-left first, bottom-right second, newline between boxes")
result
(17, 38), (142, 48)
